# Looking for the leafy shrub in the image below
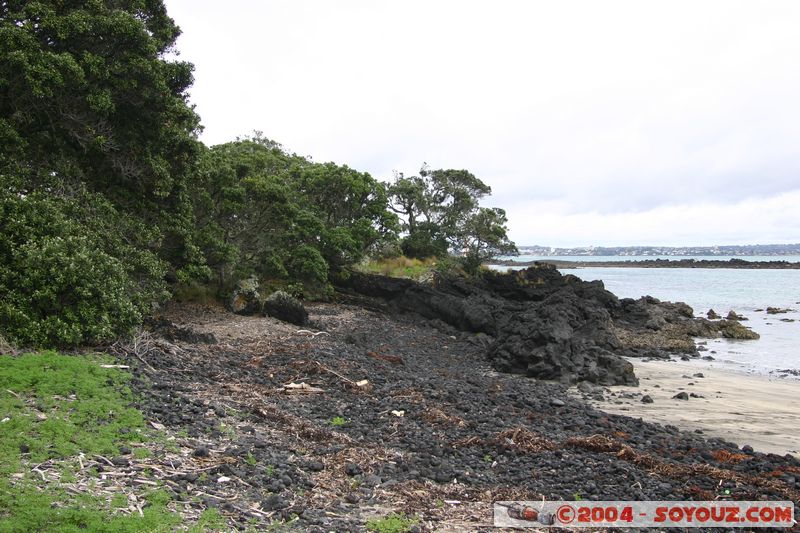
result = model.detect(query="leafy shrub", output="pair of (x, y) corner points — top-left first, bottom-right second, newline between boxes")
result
(400, 222), (448, 259)
(0, 191), (168, 347)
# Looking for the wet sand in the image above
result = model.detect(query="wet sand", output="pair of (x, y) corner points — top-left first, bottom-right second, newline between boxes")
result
(586, 358), (800, 457)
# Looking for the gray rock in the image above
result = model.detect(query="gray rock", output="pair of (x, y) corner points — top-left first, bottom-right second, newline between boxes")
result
(641, 395), (654, 404)
(229, 277), (261, 315)
(193, 445), (210, 458)
(263, 290), (308, 326)
(726, 310), (747, 321)
(345, 463), (362, 476)
(306, 460), (324, 472)
(262, 494), (288, 511)
(672, 392), (689, 400)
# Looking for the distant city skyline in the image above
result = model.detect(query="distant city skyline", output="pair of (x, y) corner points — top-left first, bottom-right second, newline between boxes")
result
(165, 0), (800, 247)
(515, 243), (800, 256)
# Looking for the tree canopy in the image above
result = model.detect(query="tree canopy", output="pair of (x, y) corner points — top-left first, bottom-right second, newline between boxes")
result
(0, 1), (516, 348)
(0, 0), (200, 346)
(387, 165), (517, 270)
(192, 135), (398, 296)
(0, 0), (200, 203)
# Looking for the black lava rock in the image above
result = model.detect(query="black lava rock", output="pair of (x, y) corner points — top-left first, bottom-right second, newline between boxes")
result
(193, 445), (210, 457)
(264, 290), (308, 326)
(345, 463), (362, 476)
(306, 460), (325, 472)
(262, 494), (288, 511)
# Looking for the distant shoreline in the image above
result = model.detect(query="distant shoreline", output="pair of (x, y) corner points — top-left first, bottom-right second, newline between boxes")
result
(490, 258), (800, 269)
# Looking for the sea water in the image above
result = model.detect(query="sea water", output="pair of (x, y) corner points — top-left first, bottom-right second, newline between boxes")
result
(490, 259), (800, 377)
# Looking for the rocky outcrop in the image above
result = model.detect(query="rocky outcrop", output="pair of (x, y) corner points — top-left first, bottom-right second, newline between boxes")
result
(717, 320), (760, 340)
(337, 265), (760, 386)
(340, 266), (634, 385)
(264, 291), (308, 326)
(707, 309), (720, 319)
(766, 307), (793, 314)
(726, 310), (747, 321)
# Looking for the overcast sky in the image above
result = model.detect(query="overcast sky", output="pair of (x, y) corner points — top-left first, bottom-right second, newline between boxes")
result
(165, 0), (800, 247)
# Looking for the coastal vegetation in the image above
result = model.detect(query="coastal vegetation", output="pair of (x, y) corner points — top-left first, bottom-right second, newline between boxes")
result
(0, 0), (515, 349)
(0, 352), (178, 532)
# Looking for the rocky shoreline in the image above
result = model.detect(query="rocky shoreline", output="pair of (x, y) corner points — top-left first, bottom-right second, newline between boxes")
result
(337, 265), (760, 386)
(100, 269), (798, 531)
(492, 258), (800, 269)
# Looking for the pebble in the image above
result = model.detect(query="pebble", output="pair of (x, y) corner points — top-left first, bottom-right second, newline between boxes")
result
(193, 445), (210, 458)
(262, 494), (288, 511)
(306, 460), (325, 472)
(345, 463), (362, 476)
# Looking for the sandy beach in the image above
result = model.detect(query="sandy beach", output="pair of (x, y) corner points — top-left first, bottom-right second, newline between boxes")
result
(583, 358), (800, 457)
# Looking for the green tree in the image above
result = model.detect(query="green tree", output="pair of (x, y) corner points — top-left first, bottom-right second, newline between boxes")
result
(0, 0), (203, 346)
(0, 190), (168, 347)
(455, 207), (517, 274)
(386, 165), (516, 268)
(0, 0), (202, 270)
(192, 135), (398, 294)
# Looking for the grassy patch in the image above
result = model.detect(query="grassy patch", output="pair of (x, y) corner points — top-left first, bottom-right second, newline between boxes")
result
(0, 351), (180, 532)
(330, 416), (347, 427)
(357, 256), (437, 280)
(366, 513), (418, 533)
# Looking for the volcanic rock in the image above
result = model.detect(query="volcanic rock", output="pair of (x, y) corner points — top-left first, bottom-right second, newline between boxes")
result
(263, 291), (308, 326)
(726, 310), (747, 321)
(766, 307), (792, 314)
(336, 266), (758, 386)
(717, 320), (760, 340)
(229, 277), (261, 315)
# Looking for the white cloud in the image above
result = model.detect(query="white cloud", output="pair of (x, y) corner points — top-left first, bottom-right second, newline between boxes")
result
(165, 0), (800, 245)
(505, 190), (800, 247)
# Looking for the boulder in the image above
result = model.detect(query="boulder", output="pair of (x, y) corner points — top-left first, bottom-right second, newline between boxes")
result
(706, 309), (720, 319)
(717, 320), (760, 339)
(726, 310), (747, 321)
(229, 277), (262, 315)
(264, 291), (308, 326)
(766, 307), (793, 314)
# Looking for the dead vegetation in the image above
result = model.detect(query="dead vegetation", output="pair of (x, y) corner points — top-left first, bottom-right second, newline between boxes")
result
(564, 435), (800, 502)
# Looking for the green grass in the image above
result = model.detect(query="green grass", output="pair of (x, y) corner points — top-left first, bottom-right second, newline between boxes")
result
(366, 513), (418, 533)
(188, 508), (226, 532)
(357, 256), (438, 280)
(330, 415), (347, 427)
(0, 351), (181, 532)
